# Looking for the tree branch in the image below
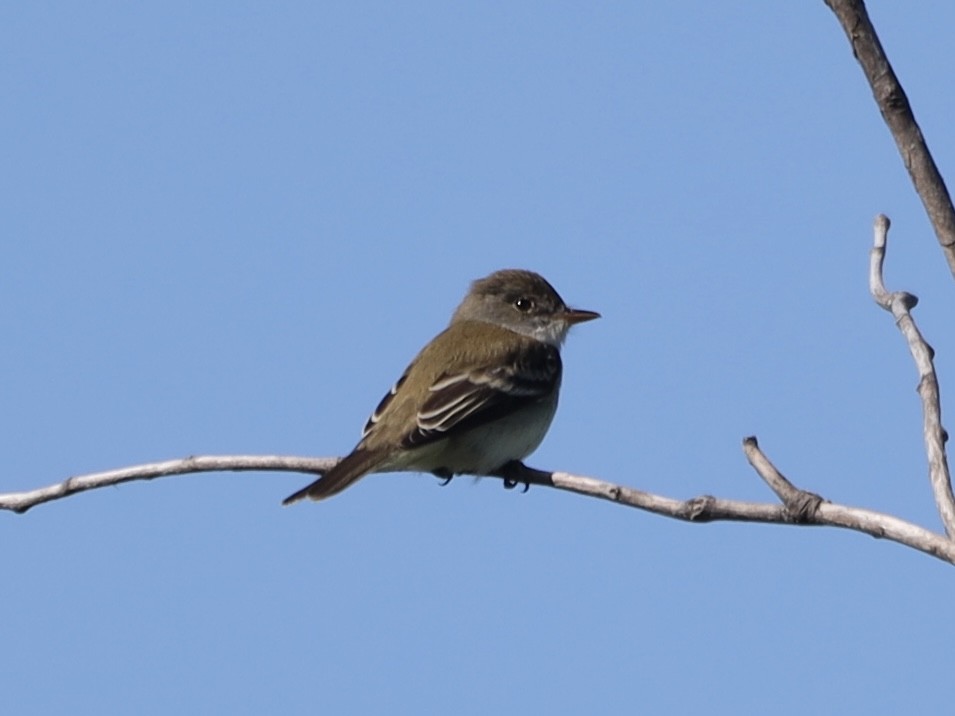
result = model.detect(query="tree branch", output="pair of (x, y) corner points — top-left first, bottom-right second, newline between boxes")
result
(868, 214), (955, 537)
(824, 0), (955, 278)
(4, 448), (955, 564)
(0, 455), (339, 514)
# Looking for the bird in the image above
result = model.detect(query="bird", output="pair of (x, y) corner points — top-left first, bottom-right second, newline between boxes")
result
(283, 269), (599, 504)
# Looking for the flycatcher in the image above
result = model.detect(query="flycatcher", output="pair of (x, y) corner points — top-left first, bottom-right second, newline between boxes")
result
(283, 269), (599, 504)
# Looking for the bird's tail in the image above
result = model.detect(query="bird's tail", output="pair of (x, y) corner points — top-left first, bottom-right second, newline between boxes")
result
(282, 448), (386, 505)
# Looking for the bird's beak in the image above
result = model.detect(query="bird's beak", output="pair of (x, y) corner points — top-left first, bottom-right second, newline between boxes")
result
(562, 307), (601, 325)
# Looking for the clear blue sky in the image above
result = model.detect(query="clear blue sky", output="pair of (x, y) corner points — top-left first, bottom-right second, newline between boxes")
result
(4, 2), (955, 714)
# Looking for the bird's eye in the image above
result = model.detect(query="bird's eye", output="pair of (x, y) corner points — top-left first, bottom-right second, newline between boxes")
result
(514, 296), (535, 312)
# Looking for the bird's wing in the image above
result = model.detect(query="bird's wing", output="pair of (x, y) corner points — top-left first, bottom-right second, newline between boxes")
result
(402, 340), (561, 448)
(361, 373), (407, 439)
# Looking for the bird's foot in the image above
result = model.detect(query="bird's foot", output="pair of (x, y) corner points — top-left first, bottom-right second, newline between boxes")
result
(502, 477), (531, 493)
(497, 460), (532, 493)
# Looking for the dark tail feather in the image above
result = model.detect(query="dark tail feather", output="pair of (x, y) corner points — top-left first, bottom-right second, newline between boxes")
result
(282, 449), (385, 505)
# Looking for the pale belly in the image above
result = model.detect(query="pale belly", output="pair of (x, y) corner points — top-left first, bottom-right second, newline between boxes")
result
(396, 394), (559, 476)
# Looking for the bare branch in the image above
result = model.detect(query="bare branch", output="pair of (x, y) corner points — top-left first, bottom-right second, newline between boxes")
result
(741, 438), (955, 563)
(868, 215), (955, 537)
(493, 444), (955, 564)
(742, 436), (824, 521)
(489, 460), (791, 523)
(824, 0), (955, 278)
(0, 455), (338, 514)
(5, 451), (954, 565)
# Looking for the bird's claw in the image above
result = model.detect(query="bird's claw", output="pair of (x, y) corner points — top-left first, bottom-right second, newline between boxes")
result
(433, 469), (454, 487)
(503, 478), (530, 493)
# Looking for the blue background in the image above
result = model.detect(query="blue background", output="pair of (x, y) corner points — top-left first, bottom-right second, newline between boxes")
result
(4, 2), (955, 714)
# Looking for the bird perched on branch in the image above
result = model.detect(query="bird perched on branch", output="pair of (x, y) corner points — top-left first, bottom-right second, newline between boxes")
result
(283, 269), (599, 504)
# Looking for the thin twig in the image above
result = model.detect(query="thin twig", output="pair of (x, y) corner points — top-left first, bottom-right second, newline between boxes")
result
(0, 455), (338, 513)
(824, 0), (955, 277)
(868, 215), (955, 537)
(742, 437), (824, 522)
